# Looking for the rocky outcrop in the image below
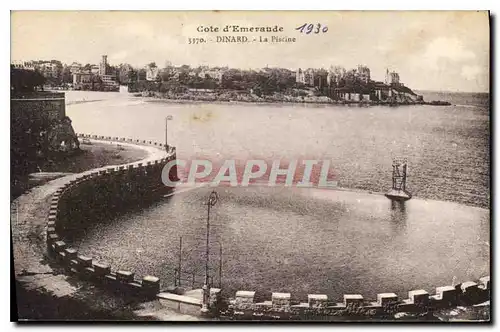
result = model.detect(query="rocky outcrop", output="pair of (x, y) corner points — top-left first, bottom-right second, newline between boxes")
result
(46, 116), (80, 153)
(11, 90), (80, 177)
(11, 115), (80, 178)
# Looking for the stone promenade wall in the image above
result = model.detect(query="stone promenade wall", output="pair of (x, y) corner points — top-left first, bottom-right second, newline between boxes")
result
(45, 134), (176, 299)
(223, 277), (490, 320)
(43, 134), (490, 318)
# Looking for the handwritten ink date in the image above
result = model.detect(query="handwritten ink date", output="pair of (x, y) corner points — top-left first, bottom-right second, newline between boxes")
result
(295, 23), (328, 34)
(188, 38), (207, 44)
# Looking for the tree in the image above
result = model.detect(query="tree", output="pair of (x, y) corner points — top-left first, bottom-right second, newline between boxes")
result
(137, 68), (147, 81)
(61, 65), (72, 84)
(118, 64), (134, 84)
(129, 69), (138, 82)
(107, 64), (118, 77)
(11, 67), (46, 93)
(160, 70), (171, 82)
(91, 75), (102, 91)
(178, 71), (190, 85)
(54, 61), (63, 85)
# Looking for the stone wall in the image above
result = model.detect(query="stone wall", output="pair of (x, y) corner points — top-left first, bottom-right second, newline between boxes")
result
(223, 278), (490, 320)
(46, 134), (176, 300)
(43, 134), (490, 319)
(157, 292), (204, 316)
(11, 91), (79, 177)
(11, 92), (66, 122)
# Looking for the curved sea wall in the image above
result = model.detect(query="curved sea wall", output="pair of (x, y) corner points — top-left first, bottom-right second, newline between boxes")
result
(43, 134), (490, 319)
(46, 134), (176, 299)
(222, 278), (490, 320)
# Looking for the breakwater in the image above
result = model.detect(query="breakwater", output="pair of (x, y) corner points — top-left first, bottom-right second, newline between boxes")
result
(221, 280), (490, 320)
(41, 135), (490, 320)
(46, 134), (176, 300)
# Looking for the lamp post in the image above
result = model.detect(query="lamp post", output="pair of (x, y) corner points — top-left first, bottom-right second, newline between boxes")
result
(178, 236), (182, 287)
(201, 190), (218, 313)
(215, 241), (223, 289)
(165, 115), (173, 151)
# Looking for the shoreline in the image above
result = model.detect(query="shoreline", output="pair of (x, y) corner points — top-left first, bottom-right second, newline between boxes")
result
(134, 92), (451, 107)
(168, 181), (489, 211)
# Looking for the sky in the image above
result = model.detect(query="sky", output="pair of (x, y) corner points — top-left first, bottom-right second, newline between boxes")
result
(11, 11), (490, 92)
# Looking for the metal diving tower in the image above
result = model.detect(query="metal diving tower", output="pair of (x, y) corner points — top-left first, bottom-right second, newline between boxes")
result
(385, 157), (412, 201)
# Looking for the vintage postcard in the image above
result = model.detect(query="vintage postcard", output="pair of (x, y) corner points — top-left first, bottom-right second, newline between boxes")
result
(10, 11), (490, 322)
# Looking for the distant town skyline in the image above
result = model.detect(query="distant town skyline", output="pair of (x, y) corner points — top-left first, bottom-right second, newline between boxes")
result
(11, 11), (489, 93)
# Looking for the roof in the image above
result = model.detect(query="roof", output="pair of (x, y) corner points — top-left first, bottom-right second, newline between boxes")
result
(374, 82), (390, 88)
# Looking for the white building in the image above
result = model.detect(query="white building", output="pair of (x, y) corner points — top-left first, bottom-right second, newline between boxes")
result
(38, 62), (61, 78)
(385, 68), (401, 85)
(199, 67), (227, 81)
(327, 66), (346, 86)
(70, 62), (82, 74)
(145, 64), (160, 81)
(296, 68), (306, 84)
(99, 55), (108, 76)
(90, 64), (100, 75)
(73, 71), (92, 85)
(101, 74), (119, 89)
(11, 61), (36, 71)
(356, 65), (371, 83)
(304, 69), (315, 86)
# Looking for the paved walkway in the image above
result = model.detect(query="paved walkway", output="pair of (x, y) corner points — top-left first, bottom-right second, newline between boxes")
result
(12, 139), (200, 321)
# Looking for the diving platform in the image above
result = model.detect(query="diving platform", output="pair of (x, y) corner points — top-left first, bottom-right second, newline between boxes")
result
(386, 157), (412, 201)
(385, 189), (412, 201)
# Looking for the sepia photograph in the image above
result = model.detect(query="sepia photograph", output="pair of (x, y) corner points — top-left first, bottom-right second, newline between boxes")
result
(10, 10), (490, 322)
